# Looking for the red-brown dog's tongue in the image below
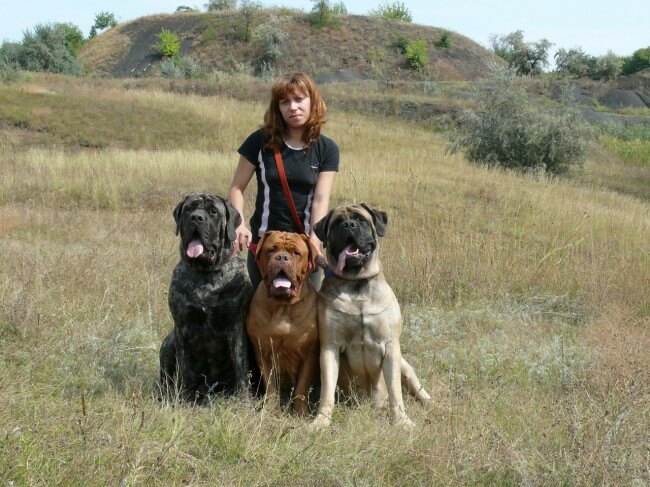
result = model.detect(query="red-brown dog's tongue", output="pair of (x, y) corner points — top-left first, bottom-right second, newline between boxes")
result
(186, 239), (204, 259)
(335, 244), (355, 276)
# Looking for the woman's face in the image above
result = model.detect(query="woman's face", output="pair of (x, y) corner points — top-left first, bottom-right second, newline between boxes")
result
(278, 90), (311, 130)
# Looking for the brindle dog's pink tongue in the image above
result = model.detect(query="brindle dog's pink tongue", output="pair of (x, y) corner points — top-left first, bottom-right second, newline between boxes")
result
(186, 239), (204, 258)
(336, 244), (354, 276)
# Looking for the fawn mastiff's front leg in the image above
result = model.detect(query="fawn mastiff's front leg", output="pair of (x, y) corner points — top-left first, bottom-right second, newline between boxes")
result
(383, 342), (413, 427)
(401, 357), (431, 402)
(310, 345), (340, 430)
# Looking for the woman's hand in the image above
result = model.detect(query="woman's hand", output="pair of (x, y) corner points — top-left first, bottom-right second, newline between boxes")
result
(234, 223), (252, 253)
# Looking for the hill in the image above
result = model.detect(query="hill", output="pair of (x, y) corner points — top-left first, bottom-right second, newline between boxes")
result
(79, 10), (501, 81)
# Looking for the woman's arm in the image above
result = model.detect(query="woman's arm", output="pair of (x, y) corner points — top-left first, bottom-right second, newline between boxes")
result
(228, 155), (256, 252)
(309, 170), (337, 252)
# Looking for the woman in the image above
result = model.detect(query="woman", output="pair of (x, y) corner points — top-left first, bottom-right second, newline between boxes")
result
(228, 72), (339, 290)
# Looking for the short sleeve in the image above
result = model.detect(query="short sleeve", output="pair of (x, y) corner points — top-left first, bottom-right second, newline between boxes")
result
(237, 129), (264, 166)
(319, 136), (339, 172)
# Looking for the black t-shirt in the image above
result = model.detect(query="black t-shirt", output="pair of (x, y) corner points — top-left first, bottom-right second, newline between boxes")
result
(238, 129), (339, 242)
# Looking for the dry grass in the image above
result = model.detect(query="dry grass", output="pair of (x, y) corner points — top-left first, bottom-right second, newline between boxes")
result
(1, 75), (648, 485)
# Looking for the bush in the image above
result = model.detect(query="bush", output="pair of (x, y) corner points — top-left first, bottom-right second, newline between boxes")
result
(13, 23), (82, 75)
(252, 16), (288, 63)
(554, 48), (591, 78)
(621, 47), (650, 75)
(0, 59), (21, 84)
(392, 33), (411, 54)
(204, 0), (237, 11)
(155, 28), (181, 58)
(450, 67), (590, 175)
(406, 39), (427, 70)
(369, 1), (412, 21)
(434, 30), (452, 48)
(157, 55), (201, 79)
(592, 51), (623, 80)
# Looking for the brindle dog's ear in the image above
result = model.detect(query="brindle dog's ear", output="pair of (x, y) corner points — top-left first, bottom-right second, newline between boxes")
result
(360, 203), (388, 237)
(313, 209), (334, 247)
(173, 195), (190, 236)
(223, 199), (242, 242)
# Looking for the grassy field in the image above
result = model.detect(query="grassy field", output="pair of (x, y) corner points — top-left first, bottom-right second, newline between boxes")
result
(1, 75), (648, 485)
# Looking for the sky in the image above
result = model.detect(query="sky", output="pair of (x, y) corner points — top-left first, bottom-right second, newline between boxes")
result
(0, 0), (647, 58)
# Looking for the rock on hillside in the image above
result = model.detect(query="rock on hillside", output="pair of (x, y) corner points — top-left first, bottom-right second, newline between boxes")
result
(80, 11), (501, 81)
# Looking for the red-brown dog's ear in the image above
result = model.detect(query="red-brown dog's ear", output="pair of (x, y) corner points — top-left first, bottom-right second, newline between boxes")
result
(302, 234), (320, 269)
(255, 231), (272, 276)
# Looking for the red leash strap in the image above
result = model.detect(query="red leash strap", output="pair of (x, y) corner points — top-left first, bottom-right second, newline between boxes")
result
(273, 148), (306, 235)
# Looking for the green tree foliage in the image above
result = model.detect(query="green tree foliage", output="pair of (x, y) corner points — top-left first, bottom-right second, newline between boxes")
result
(621, 47), (650, 75)
(252, 16), (288, 64)
(89, 11), (118, 38)
(490, 30), (552, 75)
(204, 0), (237, 11)
(555, 48), (624, 80)
(368, 1), (412, 22)
(57, 23), (84, 55)
(434, 30), (452, 49)
(450, 67), (589, 175)
(155, 28), (181, 58)
(310, 0), (338, 29)
(239, 0), (262, 42)
(331, 2), (348, 14)
(406, 39), (427, 70)
(5, 23), (82, 75)
(175, 6), (198, 12)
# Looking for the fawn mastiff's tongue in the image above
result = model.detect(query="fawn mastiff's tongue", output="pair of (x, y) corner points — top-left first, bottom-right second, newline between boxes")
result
(335, 244), (359, 276)
(186, 239), (204, 259)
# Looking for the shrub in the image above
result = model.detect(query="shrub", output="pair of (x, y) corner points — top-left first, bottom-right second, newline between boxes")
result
(591, 51), (623, 80)
(621, 47), (650, 75)
(155, 28), (181, 58)
(175, 6), (198, 12)
(405, 39), (427, 70)
(0, 59), (21, 84)
(392, 33), (410, 54)
(14, 23), (82, 75)
(369, 1), (412, 21)
(157, 55), (201, 78)
(434, 30), (452, 49)
(252, 16), (288, 63)
(450, 66), (590, 175)
(239, 0), (263, 42)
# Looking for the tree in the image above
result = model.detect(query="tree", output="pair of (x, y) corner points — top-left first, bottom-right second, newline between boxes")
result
(239, 0), (262, 42)
(89, 11), (117, 38)
(205, 0), (237, 11)
(310, 0), (336, 29)
(554, 47), (591, 78)
(621, 47), (650, 75)
(175, 6), (198, 12)
(490, 30), (552, 75)
(56, 22), (84, 55)
(368, 1), (412, 22)
(331, 2), (348, 14)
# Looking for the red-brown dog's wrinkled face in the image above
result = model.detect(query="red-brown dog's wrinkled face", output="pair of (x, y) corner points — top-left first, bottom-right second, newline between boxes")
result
(256, 231), (316, 303)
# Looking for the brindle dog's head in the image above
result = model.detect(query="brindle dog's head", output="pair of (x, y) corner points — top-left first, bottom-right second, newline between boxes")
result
(173, 193), (241, 271)
(313, 204), (387, 280)
(255, 231), (319, 304)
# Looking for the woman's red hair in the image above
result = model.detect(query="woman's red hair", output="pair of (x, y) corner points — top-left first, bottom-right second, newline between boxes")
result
(263, 72), (327, 150)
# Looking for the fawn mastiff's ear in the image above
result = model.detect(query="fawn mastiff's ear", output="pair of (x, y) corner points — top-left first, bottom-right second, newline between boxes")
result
(173, 195), (191, 236)
(313, 209), (334, 247)
(255, 231), (274, 276)
(359, 203), (388, 237)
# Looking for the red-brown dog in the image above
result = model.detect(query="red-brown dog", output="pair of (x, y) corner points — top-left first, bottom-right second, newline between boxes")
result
(245, 231), (320, 415)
